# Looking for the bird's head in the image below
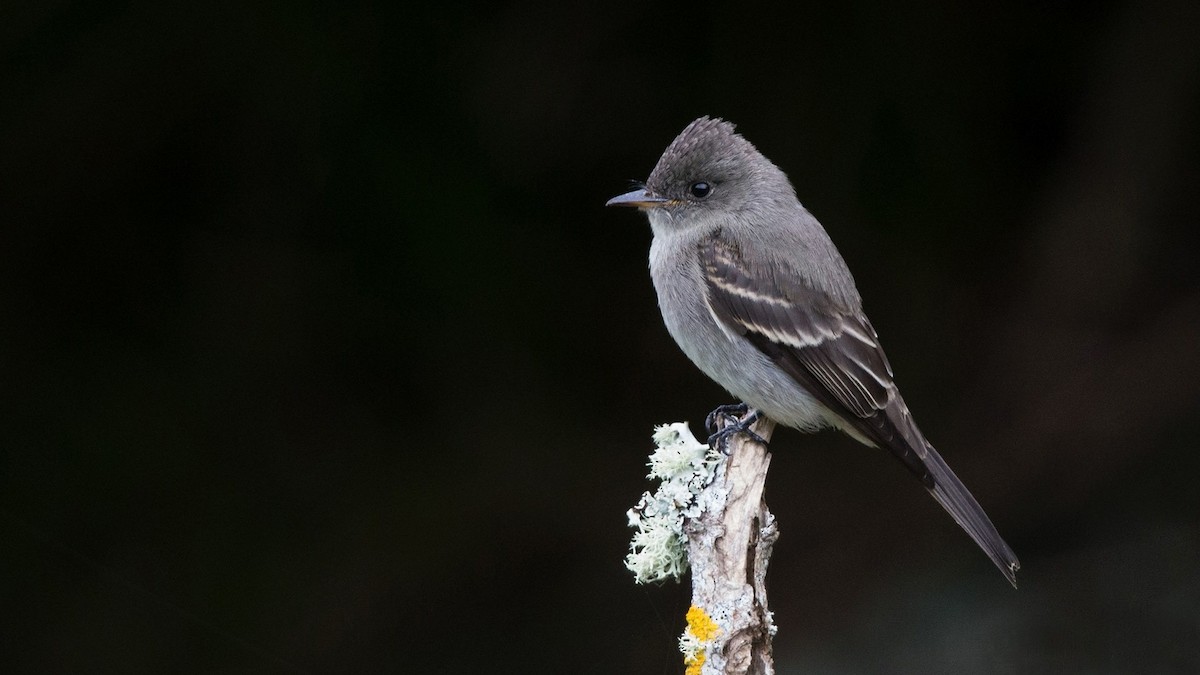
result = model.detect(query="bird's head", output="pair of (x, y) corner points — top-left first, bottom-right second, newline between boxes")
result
(606, 117), (793, 233)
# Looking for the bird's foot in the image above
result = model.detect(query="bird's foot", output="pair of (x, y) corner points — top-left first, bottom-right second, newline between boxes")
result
(705, 402), (750, 435)
(705, 403), (767, 454)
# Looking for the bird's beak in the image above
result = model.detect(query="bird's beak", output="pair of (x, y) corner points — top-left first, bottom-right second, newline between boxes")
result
(605, 188), (669, 209)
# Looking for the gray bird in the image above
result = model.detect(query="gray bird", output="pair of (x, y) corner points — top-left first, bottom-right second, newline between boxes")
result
(607, 116), (1020, 587)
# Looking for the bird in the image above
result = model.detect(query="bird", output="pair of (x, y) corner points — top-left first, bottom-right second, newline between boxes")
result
(606, 116), (1020, 587)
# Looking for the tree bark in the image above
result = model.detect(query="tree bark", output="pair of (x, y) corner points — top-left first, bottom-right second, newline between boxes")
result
(682, 414), (778, 675)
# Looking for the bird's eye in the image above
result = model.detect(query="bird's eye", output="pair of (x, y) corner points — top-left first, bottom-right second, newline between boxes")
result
(689, 181), (712, 199)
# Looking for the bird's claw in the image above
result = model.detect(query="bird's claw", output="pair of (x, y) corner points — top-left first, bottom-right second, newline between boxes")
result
(705, 403), (766, 454)
(705, 402), (750, 435)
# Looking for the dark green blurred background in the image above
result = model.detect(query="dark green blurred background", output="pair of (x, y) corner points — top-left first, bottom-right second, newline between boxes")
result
(3, 1), (1199, 672)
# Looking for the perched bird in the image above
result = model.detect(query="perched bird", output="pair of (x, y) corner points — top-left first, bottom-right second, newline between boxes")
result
(607, 116), (1019, 586)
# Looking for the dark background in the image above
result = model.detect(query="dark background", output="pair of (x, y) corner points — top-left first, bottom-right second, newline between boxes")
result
(3, 1), (1199, 672)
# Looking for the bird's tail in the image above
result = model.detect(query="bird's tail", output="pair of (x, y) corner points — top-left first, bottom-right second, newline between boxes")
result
(922, 444), (1020, 587)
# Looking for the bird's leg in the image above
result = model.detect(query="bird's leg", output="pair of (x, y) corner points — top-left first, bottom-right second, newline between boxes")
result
(705, 403), (767, 454)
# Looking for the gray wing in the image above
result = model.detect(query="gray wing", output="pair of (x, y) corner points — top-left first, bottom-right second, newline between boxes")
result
(699, 231), (934, 484)
(700, 230), (1021, 586)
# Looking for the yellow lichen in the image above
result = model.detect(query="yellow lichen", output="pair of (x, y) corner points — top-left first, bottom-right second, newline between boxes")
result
(686, 605), (720, 641)
(681, 605), (721, 675)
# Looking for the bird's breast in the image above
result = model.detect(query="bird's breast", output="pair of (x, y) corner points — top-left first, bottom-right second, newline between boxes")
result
(647, 234), (831, 432)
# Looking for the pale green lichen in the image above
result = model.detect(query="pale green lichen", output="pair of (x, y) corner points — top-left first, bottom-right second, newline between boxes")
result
(647, 423), (716, 480)
(625, 423), (722, 584)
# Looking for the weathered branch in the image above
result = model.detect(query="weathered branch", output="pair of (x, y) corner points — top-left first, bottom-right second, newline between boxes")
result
(626, 414), (780, 675)
(682, 414), (778, 675)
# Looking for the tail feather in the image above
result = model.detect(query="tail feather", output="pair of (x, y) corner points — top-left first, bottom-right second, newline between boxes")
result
(922, 444), (1020, 587)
